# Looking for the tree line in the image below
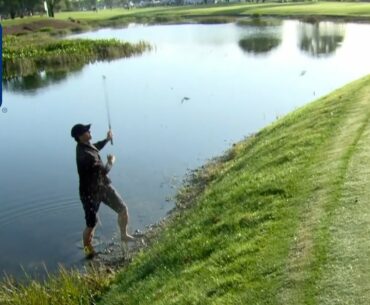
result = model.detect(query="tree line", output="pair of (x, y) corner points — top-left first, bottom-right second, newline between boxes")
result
(0, 0), (128, 19)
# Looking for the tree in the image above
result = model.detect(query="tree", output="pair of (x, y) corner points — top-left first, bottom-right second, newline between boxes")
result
(104, 0), (114, 9)
(298, 22), (345, 58)
(23, 0), (42, 15)
(63, 0), (72, 11)
(0, 0), (43, 18)
(86, 0), (97, 10)
(45, 0), (62, 17)
(0, 0), (20, 19)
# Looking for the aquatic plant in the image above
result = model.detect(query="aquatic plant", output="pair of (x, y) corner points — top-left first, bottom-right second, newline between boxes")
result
(236, 17), (282, 27)
(2, 35), (151, 79)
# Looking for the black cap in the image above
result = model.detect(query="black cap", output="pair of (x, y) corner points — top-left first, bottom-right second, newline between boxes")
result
(71, 124), (91, 138)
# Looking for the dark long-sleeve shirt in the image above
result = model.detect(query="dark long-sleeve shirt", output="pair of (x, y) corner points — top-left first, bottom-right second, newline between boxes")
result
(76, 139), (111, 199)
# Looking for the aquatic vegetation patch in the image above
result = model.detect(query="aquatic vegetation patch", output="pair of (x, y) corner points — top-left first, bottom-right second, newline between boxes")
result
(2, 35), (151, 79)
(236, 17), (282, 27)
(193, 16), (236, 24)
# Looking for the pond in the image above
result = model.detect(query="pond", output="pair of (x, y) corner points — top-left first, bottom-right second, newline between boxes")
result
(1, 20), (370, 278)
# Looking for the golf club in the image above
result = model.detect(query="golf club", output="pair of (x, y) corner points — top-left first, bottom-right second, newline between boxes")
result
(102, 75), (113, 145)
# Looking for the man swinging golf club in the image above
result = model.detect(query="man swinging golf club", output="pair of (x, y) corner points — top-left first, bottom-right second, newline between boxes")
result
(71, 124), (135, 258)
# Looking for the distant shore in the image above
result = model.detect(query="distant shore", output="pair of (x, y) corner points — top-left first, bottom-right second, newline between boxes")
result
(2, 1), (370, 36)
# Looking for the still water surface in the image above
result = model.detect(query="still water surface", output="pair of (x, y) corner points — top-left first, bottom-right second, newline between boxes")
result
(1, 20), (370, 278)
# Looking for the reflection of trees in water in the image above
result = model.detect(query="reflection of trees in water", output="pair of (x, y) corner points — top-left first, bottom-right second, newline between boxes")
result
(238, 21), (282, 56)
(238, 35), (281, 55)
(3, 65), (83, 94)
(298, 22), (346, 58)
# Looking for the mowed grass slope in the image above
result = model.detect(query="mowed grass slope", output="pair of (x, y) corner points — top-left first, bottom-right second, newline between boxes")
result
(55, 2), (370, 20)
(98, 75), (370, 305)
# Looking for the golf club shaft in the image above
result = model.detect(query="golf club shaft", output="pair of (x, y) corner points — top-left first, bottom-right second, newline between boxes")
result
(109, 126), (113, 145)
(102, 76), (113, 145)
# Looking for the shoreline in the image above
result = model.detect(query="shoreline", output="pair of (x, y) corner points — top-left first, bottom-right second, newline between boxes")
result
(2, 73), (370, 303)
(2, 2), (370, 37)
(91, 152), (231, 270)
(94, 75), (370, 305)
(2, 14), (370, 37)
(0, 2), (369, 304)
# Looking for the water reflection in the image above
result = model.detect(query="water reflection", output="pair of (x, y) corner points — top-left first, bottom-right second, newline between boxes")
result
(3, 65), (83, 95)
(238, 35), (281, 55)
(237, 19), (282, 56)
(298, 21), (345, 58)
(2, 21), (370, 279)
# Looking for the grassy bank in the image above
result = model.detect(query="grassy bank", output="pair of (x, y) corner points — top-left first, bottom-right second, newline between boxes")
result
(94, 74), (370, 305)
(1, 77), (370, 304)
(2, 35), (150, 79)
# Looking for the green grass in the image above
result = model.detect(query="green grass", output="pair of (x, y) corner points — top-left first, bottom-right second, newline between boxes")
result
(53, 2), (370, 20)
(2, 2), (370, 30)
(94, 75), (370, 305)
(2, 2), (370, 303)
(2, 35), (150, 79)
(56, 8), (134, 21)
(1, 75), (370, 304)
(248, 2), (370, 17)
(0, 266), (114, 305)
(0, 15), (152, 79)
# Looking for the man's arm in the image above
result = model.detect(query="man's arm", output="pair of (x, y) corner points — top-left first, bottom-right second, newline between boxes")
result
(93, 130), (113, 151)
(93, 139), (109, 151)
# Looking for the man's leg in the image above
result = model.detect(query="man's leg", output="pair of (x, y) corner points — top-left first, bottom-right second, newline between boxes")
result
(102, 184), (135, 242)
(118, 210), (135, 242)
(83, 226), (95, 248)
(83, 226), (96, 258)
(81, 196), (99, 258)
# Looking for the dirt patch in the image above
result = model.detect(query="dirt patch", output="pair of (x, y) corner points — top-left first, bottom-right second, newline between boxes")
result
(89, 221), (168, 271)
(3, 19), (85, 36)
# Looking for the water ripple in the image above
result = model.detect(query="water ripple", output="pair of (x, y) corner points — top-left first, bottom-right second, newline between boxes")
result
(0, 194), (81, 229)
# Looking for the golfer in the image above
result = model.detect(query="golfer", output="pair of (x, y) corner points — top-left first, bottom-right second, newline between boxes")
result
(71, 123), (134, 258)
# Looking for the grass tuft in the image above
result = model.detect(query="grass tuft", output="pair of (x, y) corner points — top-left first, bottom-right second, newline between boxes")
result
(0, 266), (114, 305)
